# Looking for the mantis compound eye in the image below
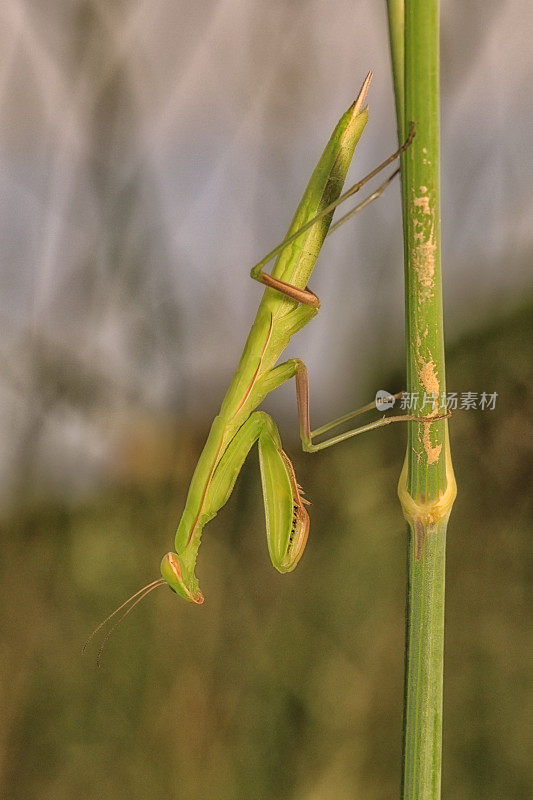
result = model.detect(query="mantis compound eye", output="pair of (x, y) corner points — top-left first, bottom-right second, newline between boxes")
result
(160, 552), (204, 604)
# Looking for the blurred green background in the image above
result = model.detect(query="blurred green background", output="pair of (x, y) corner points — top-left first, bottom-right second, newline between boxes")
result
(1, 303), (531, 799)
(1, 1), (532, 798)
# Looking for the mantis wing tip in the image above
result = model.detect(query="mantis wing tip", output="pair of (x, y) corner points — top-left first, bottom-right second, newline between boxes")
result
(352, 71), (373, 117)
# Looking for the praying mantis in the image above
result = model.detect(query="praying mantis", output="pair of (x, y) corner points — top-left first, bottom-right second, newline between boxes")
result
(86, 74), (435, 659)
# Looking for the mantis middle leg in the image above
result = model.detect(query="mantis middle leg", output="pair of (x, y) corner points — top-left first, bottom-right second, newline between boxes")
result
(258, 359), (447, 454)
(296, 362), (450, 452)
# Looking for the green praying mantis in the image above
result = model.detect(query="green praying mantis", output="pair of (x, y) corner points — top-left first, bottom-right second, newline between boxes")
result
(86, 74), (437, 661)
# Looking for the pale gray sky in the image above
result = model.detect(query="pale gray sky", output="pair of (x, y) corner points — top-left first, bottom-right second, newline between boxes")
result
(0, 0), (531, 496)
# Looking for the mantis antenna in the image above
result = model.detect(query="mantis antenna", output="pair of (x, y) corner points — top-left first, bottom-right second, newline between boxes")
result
(83, 578), (165, 665)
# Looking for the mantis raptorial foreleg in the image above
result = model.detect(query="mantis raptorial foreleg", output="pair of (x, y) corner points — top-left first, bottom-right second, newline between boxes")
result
(160, 410), (310, 603)
(208, 411), (309, 573)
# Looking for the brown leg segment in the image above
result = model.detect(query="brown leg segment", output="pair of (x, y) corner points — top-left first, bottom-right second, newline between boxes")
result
(294, 361), (449, 453)
(255, 273), (320, 307)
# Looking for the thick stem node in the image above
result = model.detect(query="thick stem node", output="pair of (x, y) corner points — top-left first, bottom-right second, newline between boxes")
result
(398, 430), (456, 534)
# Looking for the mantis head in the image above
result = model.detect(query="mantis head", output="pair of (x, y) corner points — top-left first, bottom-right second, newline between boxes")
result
(160, 551), (204, 604)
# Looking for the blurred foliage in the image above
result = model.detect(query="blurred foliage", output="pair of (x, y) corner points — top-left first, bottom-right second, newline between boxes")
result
(0, 302), (531, 800)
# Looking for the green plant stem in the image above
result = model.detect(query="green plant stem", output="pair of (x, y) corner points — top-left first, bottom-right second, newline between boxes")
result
(386, 0), (405, 142)
(387, 2), (457, 798)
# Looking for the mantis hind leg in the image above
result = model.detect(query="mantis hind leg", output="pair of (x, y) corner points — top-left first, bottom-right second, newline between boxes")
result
(249, 127), (414, 307)
(248, 167), (399, 309)
(251, 273), (320, 307)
